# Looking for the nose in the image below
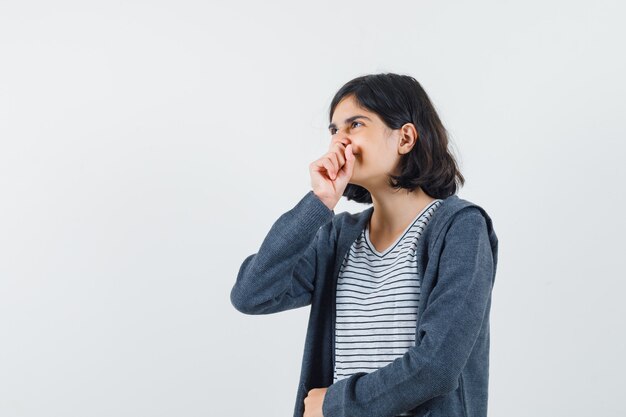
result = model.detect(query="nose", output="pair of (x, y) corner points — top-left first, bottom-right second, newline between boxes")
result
(332, 135), (351, 147)
(332, 138), (359, 157)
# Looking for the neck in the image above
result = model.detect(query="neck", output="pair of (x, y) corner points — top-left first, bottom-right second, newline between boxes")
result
(367, 186), (436, 237)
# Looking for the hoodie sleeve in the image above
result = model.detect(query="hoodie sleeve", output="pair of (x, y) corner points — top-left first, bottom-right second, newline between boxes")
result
(322, 207), (495, 417)
(230, 190), (335, 315)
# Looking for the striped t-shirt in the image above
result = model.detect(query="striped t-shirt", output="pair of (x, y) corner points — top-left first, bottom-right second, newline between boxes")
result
(333, 199), (443, 416)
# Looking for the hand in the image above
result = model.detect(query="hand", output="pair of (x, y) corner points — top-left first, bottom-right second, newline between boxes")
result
(309, 139), (356, 211)
(303, 387), (328, 417)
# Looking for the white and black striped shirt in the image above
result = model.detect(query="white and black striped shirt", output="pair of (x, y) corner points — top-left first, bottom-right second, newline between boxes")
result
(333, 199), (443, 416)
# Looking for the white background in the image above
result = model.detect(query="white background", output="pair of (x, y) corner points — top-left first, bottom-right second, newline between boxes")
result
(1, 0), (625, 416)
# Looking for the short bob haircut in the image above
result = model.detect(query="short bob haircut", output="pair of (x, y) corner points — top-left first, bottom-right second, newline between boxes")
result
(329, 73), (465, 204)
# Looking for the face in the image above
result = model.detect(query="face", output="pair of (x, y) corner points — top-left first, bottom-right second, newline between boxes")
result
(328, 94), (415, 189)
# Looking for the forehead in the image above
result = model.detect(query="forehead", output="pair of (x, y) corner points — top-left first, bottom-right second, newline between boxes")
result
(333, 96), (368, 116)
(330, 96), (378, 124)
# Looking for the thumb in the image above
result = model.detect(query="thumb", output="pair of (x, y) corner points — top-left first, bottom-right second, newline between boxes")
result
(341, 144), (356, 177)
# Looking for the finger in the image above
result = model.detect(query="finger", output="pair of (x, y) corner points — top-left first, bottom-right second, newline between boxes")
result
(333, 141), (347, 153)
(311, 158), (333, 179)
(326, 152), (340, 176)
(332, 140), (347, 152)
(342, 144), (355, 176)
(321, 158), (336, 179)
(331, 144), (346, 167)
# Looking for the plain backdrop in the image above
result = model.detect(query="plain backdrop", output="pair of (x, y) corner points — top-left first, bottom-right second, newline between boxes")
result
(1, 0), (625, 416)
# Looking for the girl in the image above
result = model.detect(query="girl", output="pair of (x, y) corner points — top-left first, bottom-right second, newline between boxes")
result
(231, 73), (498, 417)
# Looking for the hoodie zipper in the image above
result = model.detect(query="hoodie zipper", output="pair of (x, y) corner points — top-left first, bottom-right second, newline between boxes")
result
(331, 257), (340, 379)
(331, 248), (349, 380)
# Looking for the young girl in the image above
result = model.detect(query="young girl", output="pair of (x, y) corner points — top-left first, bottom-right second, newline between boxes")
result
(231, 73), (499, 417)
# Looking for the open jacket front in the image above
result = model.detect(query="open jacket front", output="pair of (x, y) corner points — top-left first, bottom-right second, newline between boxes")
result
(230, 190), (499, 417)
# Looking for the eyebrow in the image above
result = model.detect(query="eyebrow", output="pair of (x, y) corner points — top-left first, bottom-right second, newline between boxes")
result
(328, 115), (372, 131)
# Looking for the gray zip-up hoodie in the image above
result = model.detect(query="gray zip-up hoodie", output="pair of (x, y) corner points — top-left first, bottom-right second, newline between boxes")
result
(230, 190), (499, 417)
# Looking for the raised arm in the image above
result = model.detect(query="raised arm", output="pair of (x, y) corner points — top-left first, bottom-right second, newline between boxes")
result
(230, 190), (335, 315)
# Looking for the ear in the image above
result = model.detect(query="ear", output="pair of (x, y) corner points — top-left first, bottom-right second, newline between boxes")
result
(398, 122), (418, 154)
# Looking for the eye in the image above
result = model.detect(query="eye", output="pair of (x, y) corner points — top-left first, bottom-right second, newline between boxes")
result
(329, 121), (363, 135)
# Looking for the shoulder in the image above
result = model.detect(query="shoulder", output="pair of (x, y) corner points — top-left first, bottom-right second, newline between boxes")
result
(444, 207), (489, 238)
(428, 195), (497, 250)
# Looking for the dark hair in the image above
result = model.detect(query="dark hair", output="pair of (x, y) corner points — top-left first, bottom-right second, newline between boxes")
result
(329, 73), (465, 204)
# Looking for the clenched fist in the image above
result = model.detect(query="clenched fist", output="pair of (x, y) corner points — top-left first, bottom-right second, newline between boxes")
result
(309, 139), (356, 211)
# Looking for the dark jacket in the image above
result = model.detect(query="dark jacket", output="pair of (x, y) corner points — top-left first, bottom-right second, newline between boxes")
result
(230, 190), (499, 417)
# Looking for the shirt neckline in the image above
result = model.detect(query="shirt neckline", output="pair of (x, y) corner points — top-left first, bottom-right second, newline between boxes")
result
(364, 199), (441, 257)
